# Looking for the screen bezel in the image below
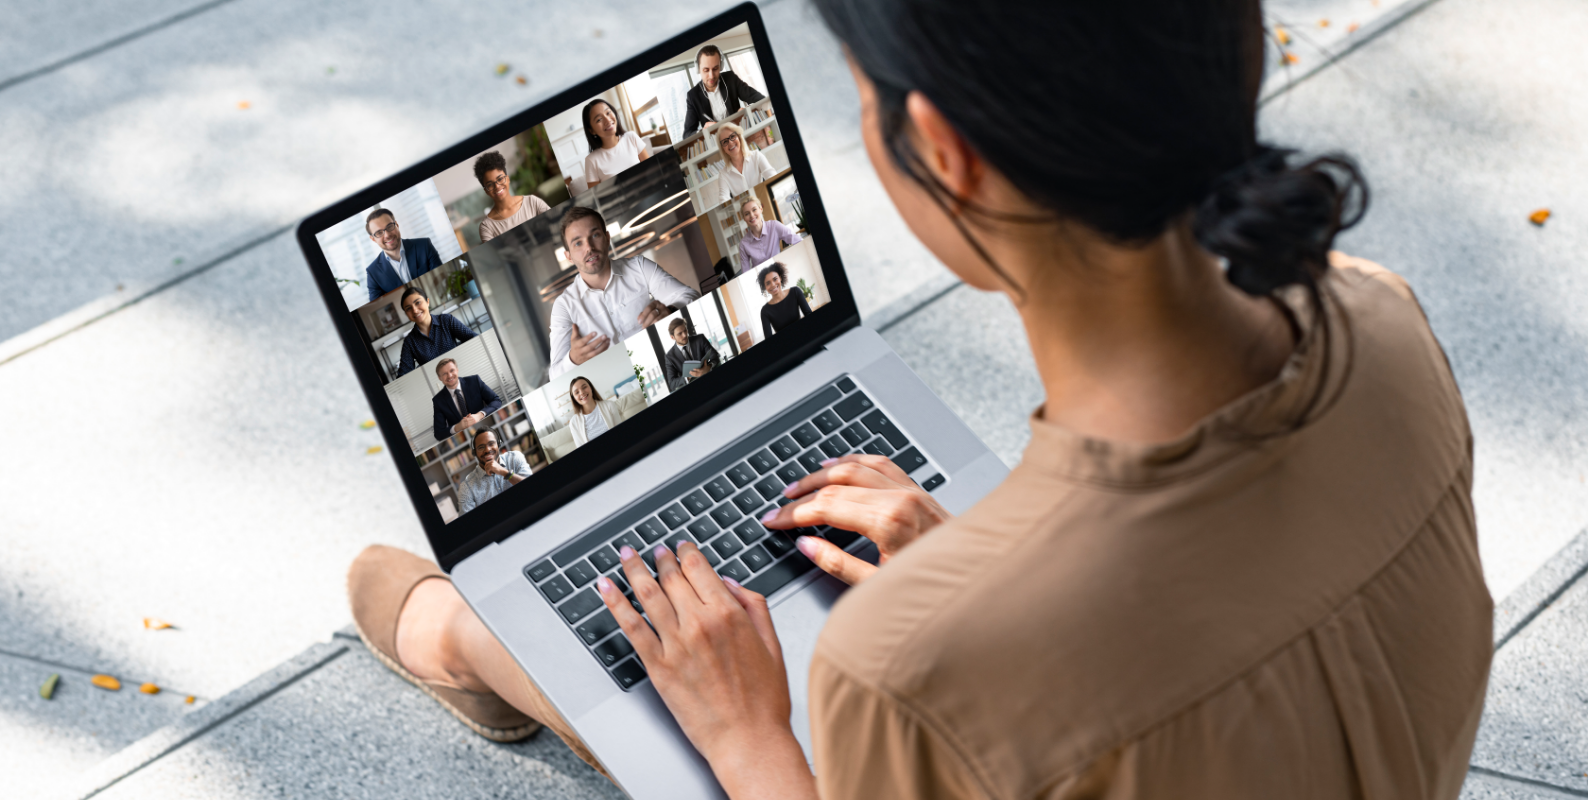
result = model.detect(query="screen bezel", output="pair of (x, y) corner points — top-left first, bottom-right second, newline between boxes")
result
(295, 2), (861, 571)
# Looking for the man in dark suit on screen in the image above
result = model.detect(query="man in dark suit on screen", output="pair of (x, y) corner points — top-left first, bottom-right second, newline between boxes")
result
(663, 318), (722, 392)
(681, 45), (767, 136)
(364, 208), (443, 302)
(431, 358), (503, 441)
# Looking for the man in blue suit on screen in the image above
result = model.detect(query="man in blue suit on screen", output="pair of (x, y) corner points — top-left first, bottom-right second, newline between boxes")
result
(364, 208), (442, 302)
(431, 357), (503, 442)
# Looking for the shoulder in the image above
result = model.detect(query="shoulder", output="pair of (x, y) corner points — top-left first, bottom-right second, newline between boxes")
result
(409, 237), (434, 249)
(528, 194), (550, 212)
(622, 130), (643, 146)
(790, 285), (806, 299)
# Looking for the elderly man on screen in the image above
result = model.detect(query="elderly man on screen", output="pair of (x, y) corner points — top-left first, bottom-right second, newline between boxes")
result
(430, 358), (502, 442)
(546, 206), (699, 378)
(736, 197), (801, 274)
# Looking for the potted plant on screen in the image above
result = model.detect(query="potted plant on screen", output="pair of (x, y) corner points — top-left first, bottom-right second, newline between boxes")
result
(446, 263), (479, 300)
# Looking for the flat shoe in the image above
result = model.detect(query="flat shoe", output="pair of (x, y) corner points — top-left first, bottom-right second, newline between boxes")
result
(347, 544), (541, 742)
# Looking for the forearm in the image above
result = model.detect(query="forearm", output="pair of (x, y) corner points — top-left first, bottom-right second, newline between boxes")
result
(709, 730), (818, 800)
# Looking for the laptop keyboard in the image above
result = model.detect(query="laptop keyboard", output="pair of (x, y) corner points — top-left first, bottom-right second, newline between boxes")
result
(521, 376), (944, 690)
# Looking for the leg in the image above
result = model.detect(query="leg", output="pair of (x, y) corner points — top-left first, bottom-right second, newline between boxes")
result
(396, 577), (611, 777)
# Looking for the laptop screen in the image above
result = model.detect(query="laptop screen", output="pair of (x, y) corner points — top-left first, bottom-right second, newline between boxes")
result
(297, 6), (856, 567)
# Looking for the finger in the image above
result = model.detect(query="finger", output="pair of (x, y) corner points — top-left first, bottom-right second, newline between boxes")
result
(822, 453), (919, 488)
(596, 575), (662, 662)
(795, 536), (878, 586)
(571, 323), (582, 338)
(652, 543), (703, 612)
(591, 336), (610, 352)
(674, 540), (735, 608)
(721, 577), (783, 663)
(784, 459), (902, 500)
(619, 545), (678, 636)
(762, 484), (898, 533)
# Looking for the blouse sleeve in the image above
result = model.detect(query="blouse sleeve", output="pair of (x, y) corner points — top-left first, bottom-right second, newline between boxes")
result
(795, 286), (813, 317)
(760, 304), (775, 339)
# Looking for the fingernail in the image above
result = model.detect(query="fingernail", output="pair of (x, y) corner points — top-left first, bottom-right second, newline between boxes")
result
(675, 539), (690, 551)
(596, 576), (613, 594)
(760, 509), (778, 524)
(654, 544), (670, 559)
(723, 576), (741, 589)
(619, 545), (635, 560)
(796, 536), (819, 557)
(820, 458), (838, 467)
(782, 482), (799, 497)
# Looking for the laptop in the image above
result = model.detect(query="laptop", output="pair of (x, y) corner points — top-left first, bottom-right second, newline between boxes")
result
(297, 4), (1007, 796)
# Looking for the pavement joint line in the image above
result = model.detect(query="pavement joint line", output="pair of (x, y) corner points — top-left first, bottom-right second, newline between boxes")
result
(1492, 527), (1588, 650)
(71, 639), (349, 800)
(0, 646), (205, 699)
(1469, 765), (1588, 798)
(1258, 0), (1449, 105)
(0, 222), (295, 368)
(871, 274), (963, 334)
(0, 0), (246, 94)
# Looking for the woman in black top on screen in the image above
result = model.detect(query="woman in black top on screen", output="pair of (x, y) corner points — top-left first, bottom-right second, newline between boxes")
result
(756, 262), (811, 338)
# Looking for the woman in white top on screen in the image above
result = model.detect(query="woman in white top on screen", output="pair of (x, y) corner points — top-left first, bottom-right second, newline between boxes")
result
(581, 99), (651, 190)
(710, 121), (774, 209)
(475, 151), (551, 242)
(567, 375), (622, 447)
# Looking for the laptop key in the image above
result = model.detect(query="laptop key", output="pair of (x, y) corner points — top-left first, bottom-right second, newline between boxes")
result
(558, 589), (603, 623)
(577, 610), (620, 644)
(733, 517), (767, 545)
(768, 435), (800, 461)
(687, 516), (720, 540)
(819, 437), (848, 459)
(774, 461), (805, 485)
(747, 449), (780, 474)
(593, 633), (634, 667)
(836, 377), (856, 393)
(861, 410), (910, 449)
(703, 475), (736, 502)
(709, 503), (742, 527)
(659, 504), (692, 529)
(726, 462), (758, 487)
(797, 449), (827, 473)
(892, 447), (928, 475)
(813, 409), (843, 434)
(525, 560), (556, 583)
(862, 437), (895, 457)
(565, 559), (600, 587)
(840, 423), (869, 447)
(731, 488), (762, 514)
(605, 571), (629, 594)
(711, 534), (744, 560)
(588, 547), (621, 572)
(833, 391), (875, 422)
(744, 552), (817, 597)
(538, 574), (574, 604)
(922, 473), (946, 492)
(741, 544), (773, 572)
(718, 559), (752, 583)
(701, 545), (722, 567)
(753, 474), (784, 500)
(612, 531), (646, 556)
(635, 518), (669, 543)
(762, 531), (796, 557)
(611, 658), (647, 689)
(790, 422), (822, 448)
(681, 489), (713, 516)
(824, 528), (862, 549)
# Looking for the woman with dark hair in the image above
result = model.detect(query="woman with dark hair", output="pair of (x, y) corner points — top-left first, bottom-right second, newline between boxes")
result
(474, 150), (550, 243)
(347, 2), (1491, 797)
(580, 98), (650, 190)
(756, 261), (812, 338)
(566, 375), (623, 447)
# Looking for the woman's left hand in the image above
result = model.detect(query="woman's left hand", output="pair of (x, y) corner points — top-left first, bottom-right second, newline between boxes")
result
(597, 542), (817, 799)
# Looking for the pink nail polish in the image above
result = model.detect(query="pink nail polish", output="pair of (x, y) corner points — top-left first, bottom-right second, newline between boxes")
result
(675, 539), (690, 551)
(596, 576), (613, 594)
(654, 544), (670, 559)
(760, 509), (778, 524)
(796, 536), (819, 557)
(820, 458), (838, 467)
(782, 482), (799, 497)
(619, 545), (635, 559)
(723, 576), (741, 589)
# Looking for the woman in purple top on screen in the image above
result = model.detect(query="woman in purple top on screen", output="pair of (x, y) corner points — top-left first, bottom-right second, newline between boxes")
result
(736, 196), (801, 273)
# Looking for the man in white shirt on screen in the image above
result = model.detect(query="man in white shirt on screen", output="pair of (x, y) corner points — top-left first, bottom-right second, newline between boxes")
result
(546, 206), (700, 378)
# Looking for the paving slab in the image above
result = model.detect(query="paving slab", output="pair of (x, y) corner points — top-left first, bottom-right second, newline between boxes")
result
(1258, 0), (1588, 600)
(1469, 570), (1588, 796)
(89, 639), (623, 800)
(1462, 768), (1588, 800)
(0, 0), (230, 88)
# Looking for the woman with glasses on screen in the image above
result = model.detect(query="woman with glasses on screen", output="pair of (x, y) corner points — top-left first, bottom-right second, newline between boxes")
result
(709, 121), (774, 209)
(474, 151), (550, 243)
(581, 99), (651, 190)
(348, 1), (1492, 796)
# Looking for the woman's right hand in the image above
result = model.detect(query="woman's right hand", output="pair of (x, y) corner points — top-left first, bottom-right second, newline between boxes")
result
(759, 454), (951, 585)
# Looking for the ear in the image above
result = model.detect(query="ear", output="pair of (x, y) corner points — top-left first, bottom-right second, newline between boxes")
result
(905, 92), (983, 208)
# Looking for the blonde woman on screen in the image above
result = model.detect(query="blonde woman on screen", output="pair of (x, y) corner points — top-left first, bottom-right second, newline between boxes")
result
(710, 121), (774, 208)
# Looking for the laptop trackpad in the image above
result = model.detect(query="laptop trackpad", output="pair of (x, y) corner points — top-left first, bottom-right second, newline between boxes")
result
(771, 569), (852, 764)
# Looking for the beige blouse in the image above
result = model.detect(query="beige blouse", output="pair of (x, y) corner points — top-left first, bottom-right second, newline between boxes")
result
(479, 194), (551, 242)
(809, 258), (1493, 799)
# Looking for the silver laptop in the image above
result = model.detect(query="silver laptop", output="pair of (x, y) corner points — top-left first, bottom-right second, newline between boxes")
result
(297, 4), (1006, 796)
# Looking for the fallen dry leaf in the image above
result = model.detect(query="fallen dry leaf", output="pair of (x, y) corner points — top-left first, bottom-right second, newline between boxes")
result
(40, 673), (59, 700)
(143, 617), (173, 630)
(140, 683), (160, 695)
(360, 420), (376, 430)
(516, 75), (527, 85)
(495, 63), (509, 76)
(1284, 52), (1300, 65)
(367, 445), (384, 455)
(1347, 21), (1360, 33)
(1529, 209), (1551, 226)
(1275, 26), (1291, 45)
(185, 695), (196, 704)
(91, 675), (122, 691)
(1319, 18), (1330, 27)
(237, 101), (251, 110)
